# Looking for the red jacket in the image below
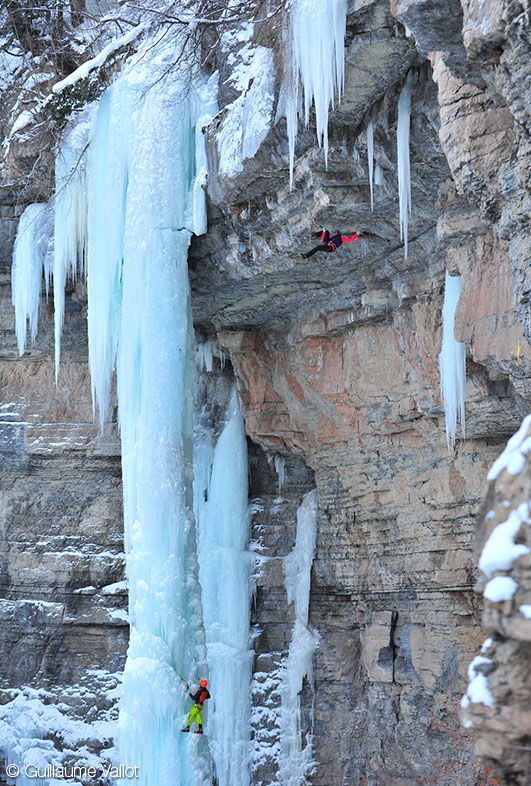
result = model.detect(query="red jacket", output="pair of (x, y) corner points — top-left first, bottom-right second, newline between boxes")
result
(322, 231), (359, 250)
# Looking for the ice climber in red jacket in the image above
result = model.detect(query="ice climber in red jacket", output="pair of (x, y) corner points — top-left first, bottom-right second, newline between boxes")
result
(300, 227), (362, 258)
(181, 679), (210, 735)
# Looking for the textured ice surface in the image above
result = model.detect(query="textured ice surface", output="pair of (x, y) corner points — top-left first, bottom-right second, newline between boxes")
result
(439, 272), (466, 449)
(279, 488), (318, 786)
(194, 390), (252, 786)
(15, 33), (221, 786)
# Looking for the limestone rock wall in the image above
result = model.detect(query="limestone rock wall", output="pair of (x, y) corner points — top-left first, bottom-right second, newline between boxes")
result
(191, 0), (531, 782)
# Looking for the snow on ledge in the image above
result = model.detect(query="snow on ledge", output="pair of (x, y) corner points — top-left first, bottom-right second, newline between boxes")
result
(217, 42), (274, 177)
(461, 655), (494, 709)
(487, 413), (531, 481)
(478, 502), (531, 578)
(483, 576), (518, 602)
(51, 23), (147, 95)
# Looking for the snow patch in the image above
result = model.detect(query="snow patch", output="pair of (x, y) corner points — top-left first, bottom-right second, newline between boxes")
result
(484, 575), (518, 602)
(217, 43), (274, 177)
(51, 24), (147, 95)
(488, 413), (531, 480)
(462, 656), (494, 708)
(478, 502), (530, 578)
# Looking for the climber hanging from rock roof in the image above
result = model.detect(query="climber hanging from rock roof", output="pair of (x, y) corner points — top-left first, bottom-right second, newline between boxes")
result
(300, 222), (362, 259)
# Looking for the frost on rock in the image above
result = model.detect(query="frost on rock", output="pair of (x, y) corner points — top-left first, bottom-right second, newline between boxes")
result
(487, 413), (531, 480)
(284, 0), (348, 188)
(397, 72), (413, 258)
(279, 488), (319, 786)
(217, 42), (274, 178)
(11, 203), (52, 355)
(478, 502), (530, 578)
(438, 271), (466, 450)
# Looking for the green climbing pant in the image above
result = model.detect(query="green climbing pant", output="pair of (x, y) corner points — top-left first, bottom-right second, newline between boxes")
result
(187, 703), (203, 728)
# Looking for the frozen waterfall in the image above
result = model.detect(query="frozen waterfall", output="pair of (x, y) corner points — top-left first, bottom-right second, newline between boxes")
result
(194, 390), (253, 786)
(439, 271), (466, 449)
(285, 0), (348, 187)
(279, 488), (318, 785)
(10, 27), (254, 786)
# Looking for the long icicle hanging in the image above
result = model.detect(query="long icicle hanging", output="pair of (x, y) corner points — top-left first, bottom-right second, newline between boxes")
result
(397, 72), (413, 258)
(439, 271), (466, 449)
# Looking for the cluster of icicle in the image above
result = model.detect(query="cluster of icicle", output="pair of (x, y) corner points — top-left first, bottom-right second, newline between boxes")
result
(284, 0), (348, 188)
(439, 271), (466, 449)
(11, 30), (253, 786)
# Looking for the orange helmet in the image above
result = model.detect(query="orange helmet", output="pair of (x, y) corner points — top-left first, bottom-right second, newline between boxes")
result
(200, 679), (208, 687)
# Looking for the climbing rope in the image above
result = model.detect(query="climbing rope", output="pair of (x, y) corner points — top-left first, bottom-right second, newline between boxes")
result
(195, 730), (199, 786)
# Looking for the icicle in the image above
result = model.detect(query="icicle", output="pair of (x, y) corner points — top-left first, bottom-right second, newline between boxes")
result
(367, 120), (374, 211)
(53, 120), (90, 379)
(275, 456), (285, 495)
(286, 0), (348, 188)
(374, 163), (383, 185)
(279, 488), (319, 786)
(11, 203), (51, 355)
(439, 271), (466, 450)
(397, 72), (413, 258)
(196, 342), (213, 373)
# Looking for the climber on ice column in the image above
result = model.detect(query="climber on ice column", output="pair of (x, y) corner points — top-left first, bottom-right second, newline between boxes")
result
(182, 679), (210, 735)
(300, 226), (362, 258)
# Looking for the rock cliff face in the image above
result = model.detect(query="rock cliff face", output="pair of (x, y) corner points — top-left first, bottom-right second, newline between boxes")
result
(461, 417), (531, 786)
(0, 0), (529, 784)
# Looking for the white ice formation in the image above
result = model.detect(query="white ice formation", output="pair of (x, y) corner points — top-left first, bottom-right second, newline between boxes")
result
(194, 390), (253, 786)
(9, 26), (254, 786)
(11, 203), (52, 355)
(217, 41), (274, 178)
(397, 72), (413, 258)
(279, 488), (319, 785)
(439, 271), (466, 450)
(367, 120), (374, 211)
(285, 0), (348, 188)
